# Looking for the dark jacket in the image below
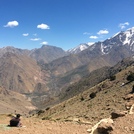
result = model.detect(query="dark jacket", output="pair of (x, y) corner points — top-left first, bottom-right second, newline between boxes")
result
(10, 117), (20, 127)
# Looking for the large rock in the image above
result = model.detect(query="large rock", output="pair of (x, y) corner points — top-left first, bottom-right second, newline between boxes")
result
(87, 118), (114, 134)
(111, 111), (126, 119)
(97, 121), (113, 134)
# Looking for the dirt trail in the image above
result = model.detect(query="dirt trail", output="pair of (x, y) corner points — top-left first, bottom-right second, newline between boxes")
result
(0, 115), (90, 134)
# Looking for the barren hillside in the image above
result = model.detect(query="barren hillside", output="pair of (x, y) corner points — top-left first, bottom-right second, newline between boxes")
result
(37, 63), (134, 125)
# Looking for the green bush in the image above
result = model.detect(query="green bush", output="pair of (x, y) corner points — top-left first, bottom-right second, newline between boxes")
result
(42, 116), (51, 120)
(109, 75), (116, 81)
(89, 92), (96, 99)
(45, 107), (50, 111)
(37, 110), (44, 115)
(80, 96), (84, 101)
(127, 73), (134, 82)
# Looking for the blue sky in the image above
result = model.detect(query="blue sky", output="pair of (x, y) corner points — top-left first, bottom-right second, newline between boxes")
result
(0, 0), (134, 50)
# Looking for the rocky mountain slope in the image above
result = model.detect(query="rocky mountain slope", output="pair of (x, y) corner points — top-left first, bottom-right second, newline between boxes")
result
(37, 57), (134, 126)
(0, 52), (47, 93)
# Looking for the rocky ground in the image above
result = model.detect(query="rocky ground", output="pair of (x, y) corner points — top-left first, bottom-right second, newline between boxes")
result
(111, 114), (134, 134)
(0, 115), (90, 134)
(0, 113), (134, 134)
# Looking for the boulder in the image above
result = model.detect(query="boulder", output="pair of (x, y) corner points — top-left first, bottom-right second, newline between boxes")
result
(87, 118), (114, 134)
(97, 121), (114, 134)
(111, 111), (126, 119)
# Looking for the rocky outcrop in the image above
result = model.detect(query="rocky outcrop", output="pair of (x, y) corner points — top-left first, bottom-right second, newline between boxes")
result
(124, 94), (134, 114)
(87, 93), (134, 134)
(87, 118), (114, 134)
(111, 110), (127, 119)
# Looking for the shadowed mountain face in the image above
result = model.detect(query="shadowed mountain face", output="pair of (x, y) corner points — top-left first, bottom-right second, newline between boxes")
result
(0, 52), (49, 93)
(36, 58), (134, 125)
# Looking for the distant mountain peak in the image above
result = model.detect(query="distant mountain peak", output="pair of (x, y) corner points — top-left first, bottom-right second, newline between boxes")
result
(68, 27), (134, 55)
(98, 27), (134, 54)
(67, 43), (92, 54)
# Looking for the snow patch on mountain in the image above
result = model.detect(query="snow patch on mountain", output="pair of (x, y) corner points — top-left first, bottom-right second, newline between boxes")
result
(68, 43), (91, 54)
(123, 27), (134, 46)
(101, 43), (106, 55)
(100, 27), (134, 54)
(79, 44), (88, 51)
(87, 42), (94, 46)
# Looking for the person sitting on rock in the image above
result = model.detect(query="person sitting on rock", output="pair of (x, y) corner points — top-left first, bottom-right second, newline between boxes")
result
(9, 114), (22, 127)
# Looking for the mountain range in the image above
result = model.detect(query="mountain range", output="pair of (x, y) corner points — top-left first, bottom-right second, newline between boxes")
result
(69, 27), (134, 54)
(0, 27), (134, 113)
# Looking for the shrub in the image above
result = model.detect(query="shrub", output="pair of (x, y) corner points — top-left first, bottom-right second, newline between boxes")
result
(89, 92), (96, 99)
(80, 96), (84, 101)
(45, 107), (50, 111)
(109, 75), (116, 81)
(127, 73), (134, 82)
(37, 110), (44, 115)
(42, 116), (51, 120)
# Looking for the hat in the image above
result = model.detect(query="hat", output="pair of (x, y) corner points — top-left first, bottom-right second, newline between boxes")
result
(16, 114), (21, 118)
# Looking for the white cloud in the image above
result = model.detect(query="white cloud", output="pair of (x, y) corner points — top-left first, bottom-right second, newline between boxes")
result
(89, 36), (98, 39)
(22, 33), (29, 36)
(30, 38), (41, 41)
(37, 23), (50, 29)
(97, 30), (109, 35)
(4, 20), (19, 28)
(40, 41), (48, 45)
(119, 22), (129, 29)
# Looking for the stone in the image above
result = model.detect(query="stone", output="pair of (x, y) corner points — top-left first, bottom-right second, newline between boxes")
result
(87, 118), (114, 134)
(111, 111), (126, 119)
(97, 121), (114, 134)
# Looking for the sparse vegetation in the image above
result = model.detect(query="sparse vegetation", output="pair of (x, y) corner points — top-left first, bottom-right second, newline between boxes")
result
(37, 110), (45, 115)
(89, 92), (96, 99)
(109, 75), (116, 81)
(127, 72), (134, 82)
(46, 107), (50, 111)
(36, 61), (134, 125)
(42, 116), (51, 120)
(80, 96), (84, 101)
